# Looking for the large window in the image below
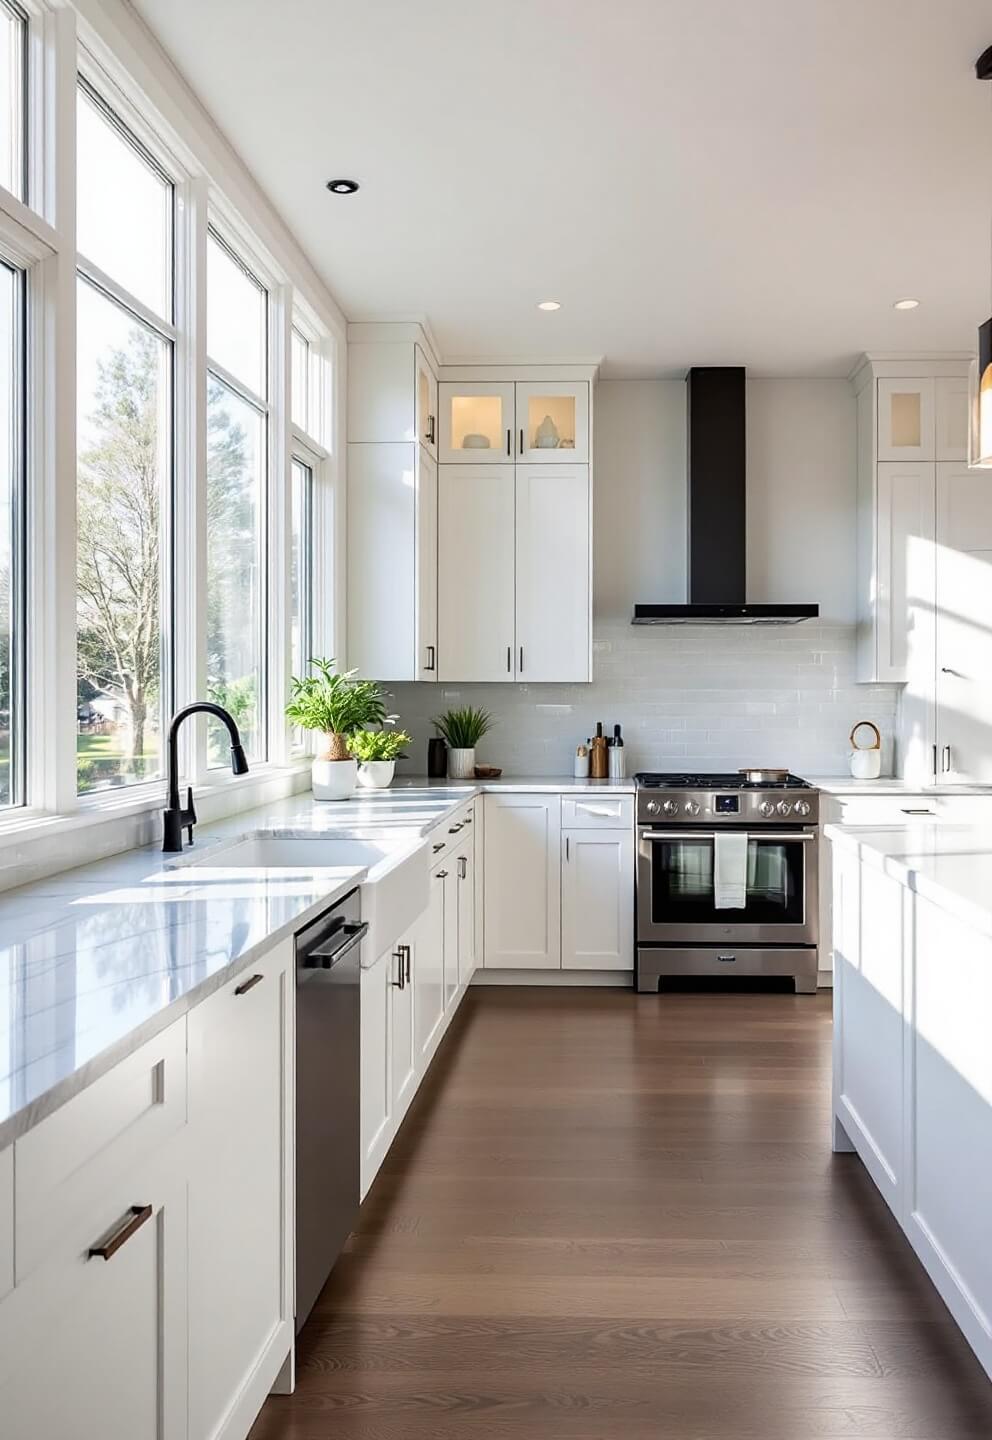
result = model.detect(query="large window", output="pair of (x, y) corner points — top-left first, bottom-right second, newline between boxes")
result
(75, 85), (174, 795)
(290, 455), (313, 678)
(206, 229), (267, 766)
(0, 1), (26, 201)
(0, 260), (23, 808)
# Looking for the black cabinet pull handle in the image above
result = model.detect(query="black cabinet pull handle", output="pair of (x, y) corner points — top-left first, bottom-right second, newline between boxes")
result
(506, 645), (511, 673)
(519, 646), (524, 673)
(436, 869), (449, 879)
(425, 644), (435, 671)
(89, 1204), (153, 1261)
(235, 973), (264, 996)
(519, 428), (524, 456)
(432, 841), (444, 853)
(506, 427), (511, 456)
(403, 943), (411, 983)
(391, 949), (405, 989)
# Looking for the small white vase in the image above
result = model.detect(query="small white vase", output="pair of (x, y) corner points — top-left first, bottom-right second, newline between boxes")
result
(447, 747), (476, 780)
(312, 757), (358, 800)
(357, 760), (395, 789)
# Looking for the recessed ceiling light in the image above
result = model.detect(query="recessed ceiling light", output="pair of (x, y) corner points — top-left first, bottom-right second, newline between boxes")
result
(893, 298), (920, 310)
(537, 299), (561, 311)
(326, 178), (359, 195)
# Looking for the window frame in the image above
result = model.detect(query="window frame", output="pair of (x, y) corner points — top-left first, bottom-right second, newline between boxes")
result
(74, 74), (178, 800)
(1, 0), (29, 206)
(0, 256), (26, 806)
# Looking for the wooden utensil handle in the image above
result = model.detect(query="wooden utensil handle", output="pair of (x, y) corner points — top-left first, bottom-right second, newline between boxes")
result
(850, 720), (881, 750)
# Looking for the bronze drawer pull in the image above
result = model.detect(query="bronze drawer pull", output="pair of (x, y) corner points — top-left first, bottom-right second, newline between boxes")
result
(234, 973), (264, 996)
(88, 1204), (153, 1261)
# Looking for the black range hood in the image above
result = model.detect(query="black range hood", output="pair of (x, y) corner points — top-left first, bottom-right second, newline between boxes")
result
(632, 367), (818, 626)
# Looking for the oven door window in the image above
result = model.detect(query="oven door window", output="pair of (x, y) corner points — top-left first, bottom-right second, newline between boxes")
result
(651, 835), (805, 924)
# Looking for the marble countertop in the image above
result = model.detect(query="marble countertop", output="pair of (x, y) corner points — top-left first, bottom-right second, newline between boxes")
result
(0, 775), (633, 1151)
(825, 821), (992, 938)
(811, 776), (992, 796)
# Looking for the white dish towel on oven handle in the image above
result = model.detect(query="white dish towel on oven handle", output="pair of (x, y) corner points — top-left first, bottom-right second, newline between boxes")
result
(713, 832), (748, 910)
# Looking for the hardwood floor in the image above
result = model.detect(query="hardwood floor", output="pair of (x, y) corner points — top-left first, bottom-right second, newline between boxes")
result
(250, 988), (992, 1439)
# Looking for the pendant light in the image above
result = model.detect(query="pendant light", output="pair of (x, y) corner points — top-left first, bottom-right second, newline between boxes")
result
(971, 47), (992, 467)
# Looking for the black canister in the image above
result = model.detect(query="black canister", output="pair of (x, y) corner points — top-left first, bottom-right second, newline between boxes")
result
(427, 736), (448, 778)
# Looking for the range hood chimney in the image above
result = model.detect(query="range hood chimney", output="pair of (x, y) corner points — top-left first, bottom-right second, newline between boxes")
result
(632, 366), (818, 625)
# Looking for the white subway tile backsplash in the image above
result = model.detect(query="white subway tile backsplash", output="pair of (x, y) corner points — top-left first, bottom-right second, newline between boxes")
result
(387, 622), (899, 778)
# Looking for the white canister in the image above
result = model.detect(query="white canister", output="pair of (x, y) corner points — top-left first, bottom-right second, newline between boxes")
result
(447, 747), (476, 780)
(573, 746), (590, 779)
(849, 720), (882, 780)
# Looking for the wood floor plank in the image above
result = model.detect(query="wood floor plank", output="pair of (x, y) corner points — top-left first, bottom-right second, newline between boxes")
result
(250, 988), (992, 1440)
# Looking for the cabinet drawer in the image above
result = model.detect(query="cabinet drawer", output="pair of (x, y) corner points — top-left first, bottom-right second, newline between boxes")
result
(0, 1146), (11, 1301)
(14, 1017), (187, 1282)
(427, 801), (476, 866)
(835, 796), (935, 826)
(561, 795), (633, 830)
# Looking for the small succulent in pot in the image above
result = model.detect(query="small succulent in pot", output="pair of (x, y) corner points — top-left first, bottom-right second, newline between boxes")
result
(432, 706), (494, 780)
(349, 725), (412, 790)
(285, 659), (390, 798)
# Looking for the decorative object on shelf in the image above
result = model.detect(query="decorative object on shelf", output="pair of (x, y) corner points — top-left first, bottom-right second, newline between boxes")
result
(285, 658), (390, 800)
(432, 705), (494, 780)
(849, 720), (883, 780)
(574, 743), (590, 779)
(349, 725), (412, 790)
(534, 414), (560, 448)
(462, 432), (490, 449)
(474, 764), (502, 779)
(427, 735), (448, 778)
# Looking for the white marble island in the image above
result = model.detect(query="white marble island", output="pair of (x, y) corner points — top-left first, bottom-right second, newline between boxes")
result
(826, 821), (992, 1383)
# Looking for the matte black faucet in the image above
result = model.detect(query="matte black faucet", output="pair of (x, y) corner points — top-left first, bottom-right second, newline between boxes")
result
(163, 702), (250, 852)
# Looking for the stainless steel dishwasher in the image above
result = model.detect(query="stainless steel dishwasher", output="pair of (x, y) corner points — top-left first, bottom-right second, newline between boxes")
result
(295, 886), (366, 1331)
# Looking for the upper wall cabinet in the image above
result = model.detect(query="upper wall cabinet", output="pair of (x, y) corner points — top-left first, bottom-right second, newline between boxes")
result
(853, 355), (970, 685)
(438, 382), (516, 463)
(415, 345), (438, 457)
(348, 327), (439, 454)
(439, 380), (590, 464)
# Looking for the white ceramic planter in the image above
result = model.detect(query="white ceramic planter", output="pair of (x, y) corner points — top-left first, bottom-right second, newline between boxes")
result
(447, 747), (476, 780)
(312, 757), (358, 800)
(357, 760), (395, 789)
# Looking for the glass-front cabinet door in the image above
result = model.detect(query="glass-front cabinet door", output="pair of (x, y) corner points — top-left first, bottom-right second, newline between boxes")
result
(877, 378), (934, 462)
(438, 382), (515, 463)
(415, 344), (437, 457)
(515, 382), (589, 464)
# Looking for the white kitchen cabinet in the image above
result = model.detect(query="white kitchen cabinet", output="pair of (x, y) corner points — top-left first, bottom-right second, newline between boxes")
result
(437, 463), (516, 681)
(415, 343), (438, 457)
(438, 380), (515, 463)
(832, 850), (908, 1218)
(441, 856), (458, 1011)
(484, 794), (561, 969)
(360, 942), (398, 1196)
(515, 381), (589, 464)
(561, 828), (633, 971)
(455, 838), (476, 987)
(0, 1149), (187, 1440)
(515, 464), (591, 681)
(416, 863), (446, 1067)
(934, 462), (992, 783)
(390, 933), (417, 1118)
(348, 441), (438, 681)
(0, 1147), (11, 1302)
(188, 944), (293, 1440)
(853, 356), (970, 691)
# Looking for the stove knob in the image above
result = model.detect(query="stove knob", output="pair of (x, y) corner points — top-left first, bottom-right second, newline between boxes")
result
(645, 799), (660, 814)
(662, 799), (679, 816)
(777, 800), (792, 817)
(759, 800), (775, 818)
(683, 799), (700, 817)
(793, 799), (811, 817)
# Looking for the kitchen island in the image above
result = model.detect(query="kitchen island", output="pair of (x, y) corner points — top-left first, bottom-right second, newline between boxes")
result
(826, 821), (992, 1384)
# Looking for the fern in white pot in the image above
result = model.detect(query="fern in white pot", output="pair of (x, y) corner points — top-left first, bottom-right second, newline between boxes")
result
(285, 660), (390, 799)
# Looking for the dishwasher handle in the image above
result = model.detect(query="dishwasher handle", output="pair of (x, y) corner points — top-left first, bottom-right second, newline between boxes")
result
(302, 920), (369, 970)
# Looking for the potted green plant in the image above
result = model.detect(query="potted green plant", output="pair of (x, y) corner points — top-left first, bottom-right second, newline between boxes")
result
(432, 706), (493, 779)
(349, 726), (412, 790)
(285, 659), (389, 799)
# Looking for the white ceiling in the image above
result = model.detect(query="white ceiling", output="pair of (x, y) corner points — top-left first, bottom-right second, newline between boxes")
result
(132, 0), (992, 376)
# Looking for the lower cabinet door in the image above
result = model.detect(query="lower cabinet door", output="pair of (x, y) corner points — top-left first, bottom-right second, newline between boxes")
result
(360, 945), (396, 1197)
(188, 941), (292, 1440)
(416, 868), (446, 1066)
(561, 829), (634, 970)
(443, 863), (459, 1011)
(456, 842), (476, 986)
(484, 794), (561, 968)
(0, 1153), (187, 1440)
(391, 931), (417, 1120)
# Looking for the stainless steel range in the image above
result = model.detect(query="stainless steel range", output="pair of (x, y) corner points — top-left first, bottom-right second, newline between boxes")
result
(635, 772), (819, 995)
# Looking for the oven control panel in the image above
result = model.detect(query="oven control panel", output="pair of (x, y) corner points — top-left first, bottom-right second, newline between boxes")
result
(715, 795), (740, 814)
(637, 786), (819, 826)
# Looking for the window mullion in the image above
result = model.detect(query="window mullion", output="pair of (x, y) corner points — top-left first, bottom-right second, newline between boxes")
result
(176, 175), (208, 785)
(267, 282), (291, 766)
